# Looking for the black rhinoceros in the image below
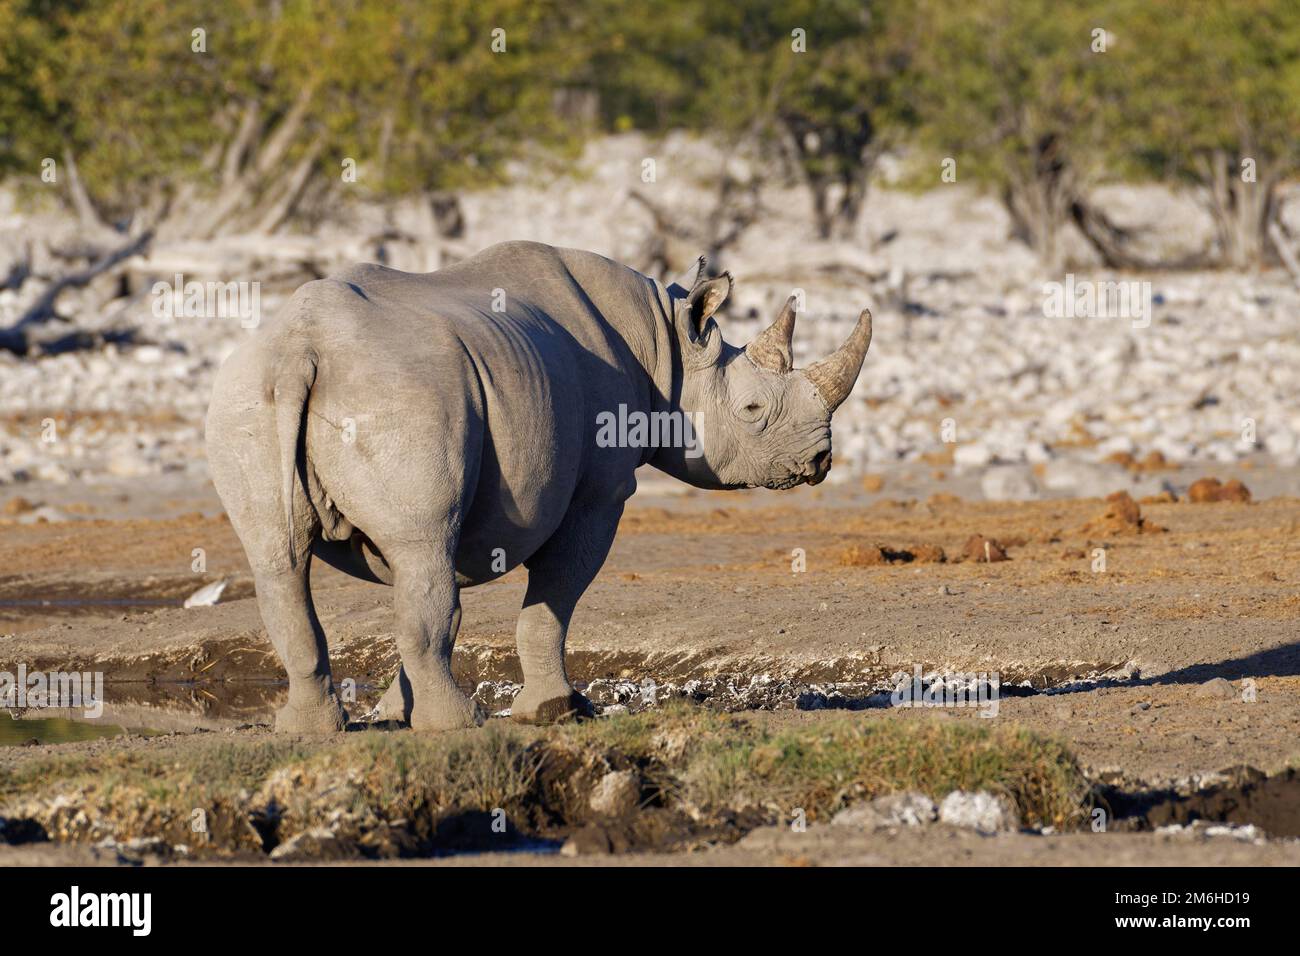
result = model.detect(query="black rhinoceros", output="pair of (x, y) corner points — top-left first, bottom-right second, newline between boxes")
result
(205, 241), (871, 732)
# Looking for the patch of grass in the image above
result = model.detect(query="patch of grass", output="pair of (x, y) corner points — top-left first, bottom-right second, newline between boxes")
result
(0, 708), (1091, 856)
(0, 737), (317, 801)
(326, 725), (543, 811)
(684, 718), (1088, 828)
(559, 705), (1089, 829)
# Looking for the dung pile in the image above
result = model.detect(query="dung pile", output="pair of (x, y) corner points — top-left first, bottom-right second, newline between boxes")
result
(1187, 477), (1252, 503)
(1078, 491), (1163, 537)
(961, 535), (1009, 562)
(839, 543), (947, 566)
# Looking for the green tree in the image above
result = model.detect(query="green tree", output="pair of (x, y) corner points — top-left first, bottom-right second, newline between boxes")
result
(0, 0), (586, 239)
(583, 0), (919, 240)
(912, 0), (1141, 270)
(1123, 0), (1300, 268)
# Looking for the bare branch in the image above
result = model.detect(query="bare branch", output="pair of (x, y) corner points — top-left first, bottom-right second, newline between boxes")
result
(250, 138), (324, 235)
(222, 100), (263, 187)
(9, 230), (153, 331)
(61, 150), (115, 238)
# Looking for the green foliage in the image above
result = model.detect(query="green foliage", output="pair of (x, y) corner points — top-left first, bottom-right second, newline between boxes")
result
(1121, 0), (1300, 184)
(909, 0), (1300, 264)
(583, 0), (919, 235)
(1, 0), (1297, 254)
(911, 0), (1129, 192)
(0, 0), (586, 220)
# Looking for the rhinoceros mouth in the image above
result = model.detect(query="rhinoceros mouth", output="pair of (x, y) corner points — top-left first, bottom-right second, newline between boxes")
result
(764, 449), (831, 490)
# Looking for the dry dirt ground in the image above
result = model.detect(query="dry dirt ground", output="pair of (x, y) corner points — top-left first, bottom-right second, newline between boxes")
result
(1, 466), (1298, 865)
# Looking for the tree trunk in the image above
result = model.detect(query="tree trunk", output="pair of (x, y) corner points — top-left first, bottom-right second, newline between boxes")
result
(1205, 148), (1277, 269)
(428, 191), (466, 239)
(61, 150), (118, 241)
(1002, 178), (1070, 272)
(1001, 133), (1166, 271)
(807, 165), (873, 241)
(1267, 221), (1300, 289)
(809, 175), (834, 241)
(781, 113), (875, 242)
(1069, 197), (1164, 270)
(196, 88), (316, 239)
(250, 137), (324, 235)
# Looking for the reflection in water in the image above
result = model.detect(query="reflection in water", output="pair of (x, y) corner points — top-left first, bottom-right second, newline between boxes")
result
(0, 682), (387, 743)
(0, 713), (130, 746)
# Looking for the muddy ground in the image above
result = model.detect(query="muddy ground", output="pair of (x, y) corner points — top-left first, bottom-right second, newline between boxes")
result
(1, 464), (1298, 865)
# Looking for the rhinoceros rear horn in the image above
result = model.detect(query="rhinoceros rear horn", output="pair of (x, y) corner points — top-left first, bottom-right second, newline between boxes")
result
(745, 295), (797, 373)
(804, 308), (872, 411)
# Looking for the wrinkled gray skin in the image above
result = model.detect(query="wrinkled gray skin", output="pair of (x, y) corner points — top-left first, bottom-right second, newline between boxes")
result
(205, 241), (872, 732)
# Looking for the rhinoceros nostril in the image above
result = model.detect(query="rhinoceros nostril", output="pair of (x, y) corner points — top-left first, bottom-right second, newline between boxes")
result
(811, 448), (832, 473)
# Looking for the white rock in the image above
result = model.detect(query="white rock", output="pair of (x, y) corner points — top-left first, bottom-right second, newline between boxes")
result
(1041, 460), (1099, 492)
(106, 451), (152, 478)
(953, 444), (993, 469)
(183, 579), (228, 608)
(980, 466), (1039, 501)
(17, 504), (69, 524)
(589, 769), (641, 817)
(1096, 435), (1135, 456)
(33, 463), (70, 483)
(1023, 441), (1053, 464)
(938, 790), (1019, 834)
(833, 792), (938, 829)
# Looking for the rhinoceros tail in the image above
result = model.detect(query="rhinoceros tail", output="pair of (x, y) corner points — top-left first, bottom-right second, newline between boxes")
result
(273, 345), (317, 570)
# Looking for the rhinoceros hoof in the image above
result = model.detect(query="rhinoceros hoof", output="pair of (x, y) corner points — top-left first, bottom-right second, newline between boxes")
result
(275, 697), (348, 734)
(512, 688), (596, 725)
(409, 696), (485, 732)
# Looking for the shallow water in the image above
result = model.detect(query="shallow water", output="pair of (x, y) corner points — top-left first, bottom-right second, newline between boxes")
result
(0, 713), (134, 746)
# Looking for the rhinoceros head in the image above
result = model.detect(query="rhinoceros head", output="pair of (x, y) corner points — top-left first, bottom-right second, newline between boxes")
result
(658, 261), (872, 490)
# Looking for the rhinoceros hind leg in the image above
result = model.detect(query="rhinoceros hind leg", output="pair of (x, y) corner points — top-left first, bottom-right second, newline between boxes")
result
(370, 665), (413, 723)
(208, 353), (347, 733)
(391, 552), (484, 731)
(253, 567), (349, 734)
(275, 689), (349, 734)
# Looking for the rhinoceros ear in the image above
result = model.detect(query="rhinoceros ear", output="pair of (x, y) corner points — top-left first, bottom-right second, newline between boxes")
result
(684, 271), (732, 341)
(669, 259), (730, 365)
(667, 255), (707, 299)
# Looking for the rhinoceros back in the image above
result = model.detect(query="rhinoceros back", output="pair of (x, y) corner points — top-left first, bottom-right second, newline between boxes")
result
(247, 242), (657, 581)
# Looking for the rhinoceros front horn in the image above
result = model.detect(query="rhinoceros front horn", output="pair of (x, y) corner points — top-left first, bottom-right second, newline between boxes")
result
(804, 308), (873, 411)
(745, 295), (798, 373)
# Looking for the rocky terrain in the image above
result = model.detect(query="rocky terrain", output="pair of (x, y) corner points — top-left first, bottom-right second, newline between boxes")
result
(2, 135), (1299, 498)
(1, 134), (1298, 865)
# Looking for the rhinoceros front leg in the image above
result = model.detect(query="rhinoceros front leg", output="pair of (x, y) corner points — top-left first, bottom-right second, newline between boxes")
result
(389, 548), (485, 731)
(510, 504), (623, 724)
